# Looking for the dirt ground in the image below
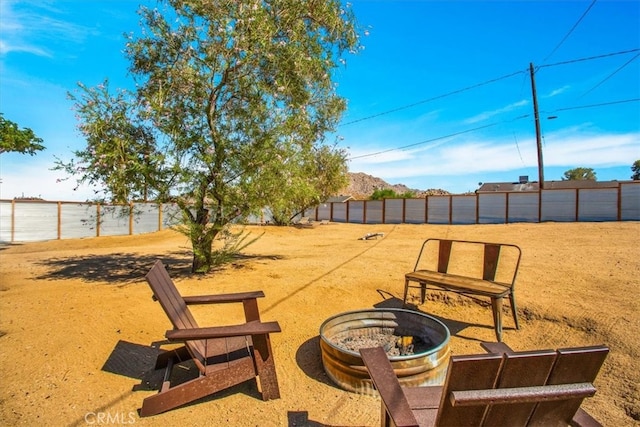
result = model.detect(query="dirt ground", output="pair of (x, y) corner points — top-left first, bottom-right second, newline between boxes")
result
(0, 221), (638, 426)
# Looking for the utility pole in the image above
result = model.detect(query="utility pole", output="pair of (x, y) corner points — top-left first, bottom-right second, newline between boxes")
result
(529, 62), (545, 190)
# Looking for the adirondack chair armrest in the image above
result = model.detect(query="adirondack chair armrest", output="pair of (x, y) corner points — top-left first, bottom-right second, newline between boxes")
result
(181, 290), (266, 305)
(360, 347), (420, 427)
(480, 341), (515, 354)
(449, 383), (597, 406)
(165, 320), (281, 341)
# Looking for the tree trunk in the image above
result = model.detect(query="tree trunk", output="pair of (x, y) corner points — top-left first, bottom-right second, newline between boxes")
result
(189, 208), (217, 273)
(191, 233), (214, 273)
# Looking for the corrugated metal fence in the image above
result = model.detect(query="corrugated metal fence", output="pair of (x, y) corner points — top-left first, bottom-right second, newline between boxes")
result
(0, 201), (183, 243)
(305, 182), (640, 224)
(1, 182), (639, 243)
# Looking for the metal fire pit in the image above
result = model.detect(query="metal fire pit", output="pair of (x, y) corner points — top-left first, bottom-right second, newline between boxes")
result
(319, 308), (451, 395)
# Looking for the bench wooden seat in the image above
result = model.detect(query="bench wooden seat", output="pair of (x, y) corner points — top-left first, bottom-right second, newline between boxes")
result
(404, 239), (522, 341)
(360, 343), (609, 427)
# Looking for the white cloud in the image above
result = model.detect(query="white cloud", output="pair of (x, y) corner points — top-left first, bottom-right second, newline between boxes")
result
(0, 0), (91, 57)
(347, 128), (639, 187)
(0, 158), (99, 201)
(543, 85), (571, 98)
(463, 99), (529, 124)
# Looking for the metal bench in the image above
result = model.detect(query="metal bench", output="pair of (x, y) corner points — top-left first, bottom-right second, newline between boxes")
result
(404, 238), (522, 341)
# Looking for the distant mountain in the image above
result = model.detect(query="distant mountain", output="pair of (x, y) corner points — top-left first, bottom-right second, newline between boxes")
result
(338, 172), (451, 199)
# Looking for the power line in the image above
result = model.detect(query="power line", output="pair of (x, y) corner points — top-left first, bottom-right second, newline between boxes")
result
(539, 48), (640, 68)
(340, 70), (526, 127)
(341, 49), (638, 129)
(348, 116), (530, 161)
(348, 97), (637, 161)
(542, 0), (598, 64)
(579, 53), (640, 98)
(549, 98), (640, 113)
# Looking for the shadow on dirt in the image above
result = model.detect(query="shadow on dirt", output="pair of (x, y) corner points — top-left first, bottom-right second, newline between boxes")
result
(34, 251), (284, 284)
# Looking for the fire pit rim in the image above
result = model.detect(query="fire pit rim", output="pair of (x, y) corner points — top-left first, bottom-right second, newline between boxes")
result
(319, 307), (451, 361)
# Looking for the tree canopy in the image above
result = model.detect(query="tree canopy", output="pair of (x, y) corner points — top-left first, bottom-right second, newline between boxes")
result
(58, 0), (362, 273)
(631, 160), (640, 180)
(370, 188), (415, 200)
(562, 167), (597, 181)
(0, 113), (45, 155)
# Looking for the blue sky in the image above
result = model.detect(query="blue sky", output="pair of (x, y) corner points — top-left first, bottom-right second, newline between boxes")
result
(1, 0), (638, 200)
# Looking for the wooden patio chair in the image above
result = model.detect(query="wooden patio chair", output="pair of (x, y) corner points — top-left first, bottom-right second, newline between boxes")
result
(140, 260), (281, 416)
(360, 342), (608, 427)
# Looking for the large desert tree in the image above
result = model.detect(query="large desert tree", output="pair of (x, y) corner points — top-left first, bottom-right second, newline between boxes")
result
(562, 167), (597, 181)
(631, 160), (640, 180)
(60, 0), (360, 272)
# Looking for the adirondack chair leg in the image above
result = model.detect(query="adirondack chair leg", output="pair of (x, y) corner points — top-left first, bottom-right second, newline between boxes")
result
(491, 297), (503, 342)
(251, 334), (280, 400)
(140, 356), (256, 417)
(154, 346), (190, 370)
(509, 292), (520, 330)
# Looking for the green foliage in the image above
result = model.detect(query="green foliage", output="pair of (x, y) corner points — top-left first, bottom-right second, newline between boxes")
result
(370, 188), (416, 200)
(56, 82), (165, 203)
(562, 167), (597, 181)
(631, 160), (640, 180)
(0, 113), (45, 155)
(268, 144), (349, 225)
(60, 0), (362, 272)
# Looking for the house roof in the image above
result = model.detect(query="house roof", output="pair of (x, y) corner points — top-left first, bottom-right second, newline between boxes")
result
(477, 180), (626, 192)
(325, 195), (354, 203)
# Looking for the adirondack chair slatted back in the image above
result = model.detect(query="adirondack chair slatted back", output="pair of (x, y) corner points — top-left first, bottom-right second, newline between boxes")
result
(436, 346), (608, 426)
(528, 346), (608, 425)
(145, 261), (207, 368)
(482, 350), (557, 425)
(435, 353), (504, 425)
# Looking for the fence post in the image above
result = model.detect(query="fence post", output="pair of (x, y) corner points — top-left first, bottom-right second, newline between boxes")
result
(346, 200), (350, 223)
(505, 193), (510, 224)
(11, 199), (15, 243)
(57, 202), (62, 240)
(425, 196), (429, 224)
(538, 189), (542, 223)
(382, 199), (386, 223)
(402, 198), (406, 224)
(96, 203), (101, 237)
(617, 185), (622, 221)
(158, 202), (163, 231)
(129, 202), (134, 235)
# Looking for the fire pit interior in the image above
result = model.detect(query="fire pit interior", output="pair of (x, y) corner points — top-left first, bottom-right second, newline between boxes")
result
(319, 308), (451, 394)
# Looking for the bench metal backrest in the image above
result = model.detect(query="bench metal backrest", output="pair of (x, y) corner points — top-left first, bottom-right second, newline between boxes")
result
(414, 238), (522, 285)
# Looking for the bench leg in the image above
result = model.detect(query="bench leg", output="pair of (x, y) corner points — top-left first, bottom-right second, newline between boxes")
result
(491, 297), (503, 342)
(509, 292), (520, 330)
(403, 279), (428, 305)
(403, 279), (409, 304)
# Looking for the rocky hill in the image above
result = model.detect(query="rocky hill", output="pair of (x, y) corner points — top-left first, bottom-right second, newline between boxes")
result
(339, 172), (450, 199)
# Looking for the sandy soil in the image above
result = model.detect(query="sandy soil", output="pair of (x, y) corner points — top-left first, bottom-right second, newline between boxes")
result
(0, 222), (638, 426)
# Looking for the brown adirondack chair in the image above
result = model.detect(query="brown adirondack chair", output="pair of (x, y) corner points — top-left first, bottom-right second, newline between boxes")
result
(140, 260), (281, 416)
(360, 342), (608, 427)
